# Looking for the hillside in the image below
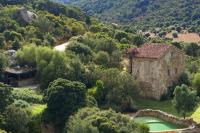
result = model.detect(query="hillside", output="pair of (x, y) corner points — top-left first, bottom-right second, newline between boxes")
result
(56, 0), (200, 32)
(0, 0), (89, 49)
(1, 0), (200, 133)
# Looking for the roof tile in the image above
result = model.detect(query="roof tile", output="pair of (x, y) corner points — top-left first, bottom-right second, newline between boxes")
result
(128, 43), (171, 59)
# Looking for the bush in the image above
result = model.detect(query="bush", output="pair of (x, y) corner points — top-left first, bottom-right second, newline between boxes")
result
(12, 88), (43, 104)
(4, 104), (31, 133)
(184, 43), (200, 57)
(13, 100), (30, 108)
(172, 32), (178, 38)
(94, 51), (110, 67)
(66, 107), (149, 133)
(86, 95), (98, 107)
(0, 83), (13, 113)
(28, 113), (42, 133)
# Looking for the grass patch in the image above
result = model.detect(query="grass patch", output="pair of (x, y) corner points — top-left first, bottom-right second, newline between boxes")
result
(135, 98), (180, 116)
(31, 104), (46, 116)
(191, 105), (200, 123)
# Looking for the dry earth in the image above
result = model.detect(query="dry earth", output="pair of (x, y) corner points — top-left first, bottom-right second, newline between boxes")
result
(166, 33), (200, 43)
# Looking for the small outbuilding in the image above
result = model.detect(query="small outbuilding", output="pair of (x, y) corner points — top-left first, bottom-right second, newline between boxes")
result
(4, 67), (36, 87)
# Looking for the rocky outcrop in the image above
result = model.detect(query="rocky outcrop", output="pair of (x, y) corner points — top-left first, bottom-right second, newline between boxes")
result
(18, 7), (37, 23)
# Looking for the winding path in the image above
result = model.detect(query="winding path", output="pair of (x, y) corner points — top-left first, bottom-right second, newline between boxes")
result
(54, 42), (70, 52)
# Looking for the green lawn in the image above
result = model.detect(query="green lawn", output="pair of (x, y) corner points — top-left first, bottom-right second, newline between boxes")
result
(135, 98), (200, 123)
(135, 98), (180, 116)
(191, 106), (200, 123)
(31, 104), (46, 116)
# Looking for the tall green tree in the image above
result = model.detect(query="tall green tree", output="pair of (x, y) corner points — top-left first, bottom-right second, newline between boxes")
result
(4, 104), (31, 133)
(94, 51), (110, 67)
(43, 78), (87, 131)
(173, 84), (197, 119)
(184, 43), (200, 57)
(0, 83), (13, 113)
(0, 53), (7, 73)
(67, 42), (93, 63)
(193, 73), (200, 96)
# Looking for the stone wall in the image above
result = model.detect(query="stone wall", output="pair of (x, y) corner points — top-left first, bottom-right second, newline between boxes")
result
(130, 46), (185, 100)
(19, 7), (37, 23)
(133, 109), (197, 127)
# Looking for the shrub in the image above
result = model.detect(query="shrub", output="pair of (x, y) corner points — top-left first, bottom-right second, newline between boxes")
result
(86, 95), (98, 107)
(94, 51), (110, 67)
(172, 32), (178, 38)
(0, 83), (13, 113)
(4, 104), (31, 133)
(28, 113), (42, 133)
(66, 107), (149, 133)
(13, 100), (30, 109)
(12, 88), (43, 104)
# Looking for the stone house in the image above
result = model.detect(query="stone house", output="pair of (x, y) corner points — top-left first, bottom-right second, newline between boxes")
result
(127, 43), (185, 100)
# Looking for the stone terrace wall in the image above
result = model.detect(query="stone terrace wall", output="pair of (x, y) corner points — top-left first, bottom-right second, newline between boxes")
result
(134, 109), (197, 127)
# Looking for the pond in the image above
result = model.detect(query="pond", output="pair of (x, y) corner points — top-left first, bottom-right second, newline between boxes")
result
(134, 116), (186, 132)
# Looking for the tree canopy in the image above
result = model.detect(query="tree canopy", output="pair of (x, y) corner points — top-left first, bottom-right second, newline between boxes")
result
(66, 107), (149, 133)
(43, 78), (87, 130)
(173, 84), (197, 118)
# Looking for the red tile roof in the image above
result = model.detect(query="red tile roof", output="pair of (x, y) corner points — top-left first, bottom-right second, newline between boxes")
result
(128, 43), (172, 59)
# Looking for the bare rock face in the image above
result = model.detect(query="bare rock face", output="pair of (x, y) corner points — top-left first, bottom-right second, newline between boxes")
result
(19, 7), (37, 23)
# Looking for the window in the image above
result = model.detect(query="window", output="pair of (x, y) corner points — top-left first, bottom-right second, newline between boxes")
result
(168, 69), (170, 76)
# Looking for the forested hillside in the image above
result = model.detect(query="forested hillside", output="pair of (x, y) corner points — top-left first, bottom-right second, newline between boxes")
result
(0, 0), (89, 49)
(0, 0), (200, 133)
(0, 0), (150, 132)
(58, 0), (200, 32)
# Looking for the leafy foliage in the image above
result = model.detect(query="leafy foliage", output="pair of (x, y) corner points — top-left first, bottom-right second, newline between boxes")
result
(0, 83), (13, 113)
(0, 1), (88, 49)
(17, 44), (95, 90)
(66, 107), (149, 133)
(65, 0), (200, 32)
(43, 78), (87, 130)
(12, 88), (43, 104)
(0, 53), (7, 72)
(173, 84), (197, 118)
(4, 104), (31, 133)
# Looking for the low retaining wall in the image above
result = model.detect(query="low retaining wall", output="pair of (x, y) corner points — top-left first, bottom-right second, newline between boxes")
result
(133, 109), (198, 133)
(134, 109), (197, 126)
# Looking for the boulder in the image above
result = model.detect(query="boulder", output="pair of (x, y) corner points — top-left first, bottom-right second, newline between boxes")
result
(19, 7), (37, 23)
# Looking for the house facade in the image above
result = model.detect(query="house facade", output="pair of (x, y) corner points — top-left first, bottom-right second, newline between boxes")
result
(128, 43), (185, 100)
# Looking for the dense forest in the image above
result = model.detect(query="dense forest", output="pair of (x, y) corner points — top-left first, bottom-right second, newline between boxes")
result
(0, 0), (200, 133)
(57, 0), (200, 33)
